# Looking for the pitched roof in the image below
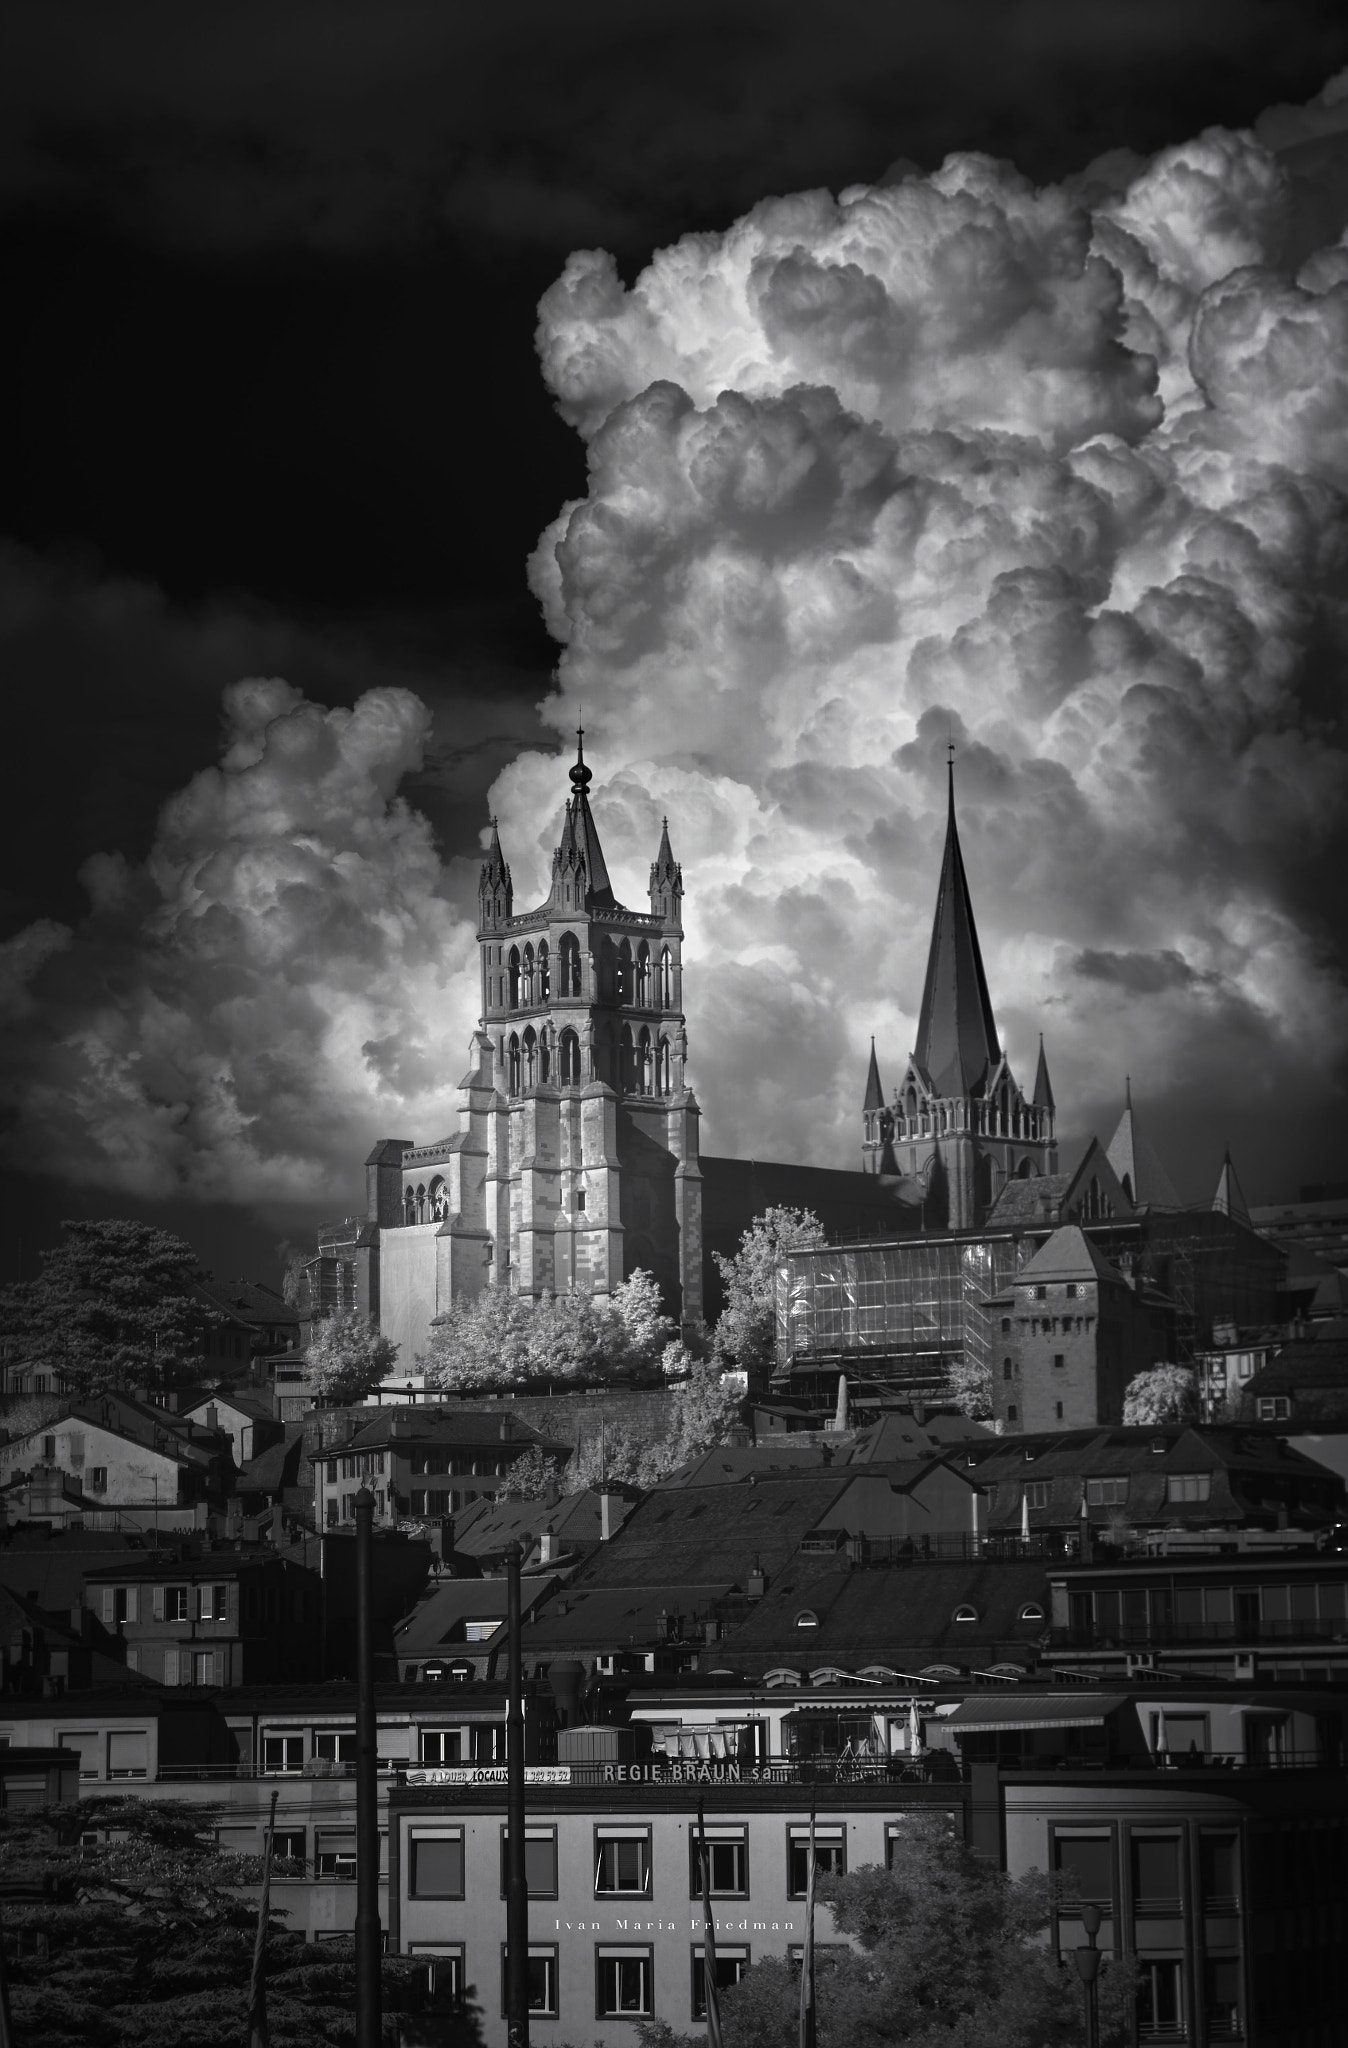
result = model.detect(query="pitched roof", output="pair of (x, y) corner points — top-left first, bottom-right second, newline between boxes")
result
(1106, 1084), (1181, 1208)
(985, 1174), (1072, 1226)
(913, 762), (1000, 1100)
(1013, 1226), (1125, 1290)
(395, 1574), (557, 1655)
(846, 1412), (991, 1461)
(449, 1487), (637, 1557)
(1212, 1151), (1252, 1228)
(716, 1557), (1052, 1670)
(563, 1476), (851, 1589)
(549, 733), (617, 913)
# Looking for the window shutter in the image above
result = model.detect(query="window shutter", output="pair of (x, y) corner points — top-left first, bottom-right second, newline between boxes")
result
(125, 1587), (138, 1623)
(198, 1585), (210, 1622)
(181, 1649), (193, 1685)
(162, 1646), (179, 1686)
(101, 1589), (114, 1627)
(214, 1649), (226, 1687)
(153, 1586), (165, 1622)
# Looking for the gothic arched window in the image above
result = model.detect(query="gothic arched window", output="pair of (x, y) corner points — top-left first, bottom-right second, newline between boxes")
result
(521, 944), (534, 1007)
(507, 1033), (521, 1094)
(507, 947), (521, 1009)
(636, 943), (651, 1005)
(538, 1028), (550, 1084)
(617, 939), (632, 1004)
(416, 1182), (427, 1223)
(429, 1176), (448, 1222)
(657, 1036), (672, 1094)
(559, 932), (581, 998)
(523, 1026), (538, 1087)
(559, 1029), (580, 1085)
(638, 1026), (653, 1096)
(620, 1023), (635, 1093)
(404, 1187), (416, 1227)
(659, 946), (673, 1007)
(537, 940), (550, 1001)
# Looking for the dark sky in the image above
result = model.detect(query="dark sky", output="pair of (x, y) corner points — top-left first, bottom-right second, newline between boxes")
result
(4, 0), (1348, 1284)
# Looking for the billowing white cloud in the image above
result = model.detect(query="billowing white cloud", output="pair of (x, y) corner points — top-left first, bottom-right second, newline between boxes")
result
(518, 82), (1348, 1196)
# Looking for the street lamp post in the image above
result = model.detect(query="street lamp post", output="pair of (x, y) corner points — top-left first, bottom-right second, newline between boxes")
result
(505, 1539), (530, 2048)
(354, 1486), (381, 2048)
(1073, 1900), (1102, 2048)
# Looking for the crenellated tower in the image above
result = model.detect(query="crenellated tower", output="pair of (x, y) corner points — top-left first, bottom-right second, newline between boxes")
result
(863, 756), (1057, 1227)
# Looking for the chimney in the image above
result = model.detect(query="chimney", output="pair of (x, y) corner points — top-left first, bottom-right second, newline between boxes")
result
(599, 1489), (621, 1542)
(912, 1402), (927, 1427)
(206, 1405), (219, 1431)
(538, 1529), (557, 1565)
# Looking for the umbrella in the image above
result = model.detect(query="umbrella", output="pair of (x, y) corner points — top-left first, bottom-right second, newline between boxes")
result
(908, 1701), (922, 1753)
(1020, 1490), (1031, 1542)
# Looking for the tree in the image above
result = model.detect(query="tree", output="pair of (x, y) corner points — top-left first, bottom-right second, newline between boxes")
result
(421, 1271), (677, 1394)
(1122, 1363), (1201, 1425)
(712, 1206), (826, 1382)
(0, 1219), (225, 1399)
(566, 1358), (744, 1490)
(946, 1351), (993, 1422)
(714, 1815), (1135, 2048)
(304, 1307), (399, 1404)
(0, 1794), (482, 2048)
(494, 1443), (557, 1501)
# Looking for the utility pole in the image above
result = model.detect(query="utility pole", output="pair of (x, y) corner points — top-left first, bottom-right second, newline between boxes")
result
(505, 1538), (530, 2048)
(354, 1486), (381, 2048)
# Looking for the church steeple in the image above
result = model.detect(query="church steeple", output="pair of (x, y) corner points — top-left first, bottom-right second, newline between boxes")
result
(1212, 1148), (1251, 1227)
(913, 756), (1000, 1098)
(863, 1038), (884, 1113)
(649, 815), (682, 923)
(550, 728), (616, 913)
(1032, 1035), (1055, 1112)
(478, 816), (512, 929)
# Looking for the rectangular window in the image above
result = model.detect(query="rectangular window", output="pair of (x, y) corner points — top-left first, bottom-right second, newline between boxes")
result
(262, 1735), (304, 1774)
(88, 1467), (107, 1492)
(408, 1947), (463, 2008)
(1053, 1353), (1065, 1369)
(1204, 1956), (1240, 2036)
(1159, 1712), (1208, 1759)
(272, 1830), (306, 1869)
(692, 1945), (749, 2019)
(409, 1491), (426, 1516)
(1024, 1480), (1051, 1511)
(192, 1650), (222, 1686)
(165, 1586), (189, 1622)
(472, 1724), (505, 1762)
(1084, 1477), (1128, 1506)
(500, 1826), (559, 1899)
(315, 1829), (356, 1881)
(689, 1826), (749, 1897)
(1165, 1472), (1211, 1504)
(596, 1948), (653, 2019)
(788, 1826), (846, 1897)
(1053, 1832), (1113, 1908)
(464, 1620), (502, 1642)
(1132, 1834), (1182, 1912)
(325, 1499), (339, 1527)
(42, 1435), (56, 1460)
(409, 1829), (464, 1899)
(420, 1729), (463, 1764)
(594, 1827), (651, 1896)
(1137, 1958), (1183, 2035)
(313, 1730), (357, 1763)
(501, 1946), (558, 2018)
(197, 1584), (229, 1622)
(1200, 1831), (1240, 1912)
(1256, 1396), (1290, 1421)
(66, 1730), (102, 1780)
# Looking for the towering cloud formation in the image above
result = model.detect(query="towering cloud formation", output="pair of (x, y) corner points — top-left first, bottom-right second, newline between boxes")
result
(4, 75), (1347, 1213)
(515, 80), (1348, 1190)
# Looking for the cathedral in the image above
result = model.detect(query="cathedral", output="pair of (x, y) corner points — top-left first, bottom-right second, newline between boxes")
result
(861, 756), (1057, 1225)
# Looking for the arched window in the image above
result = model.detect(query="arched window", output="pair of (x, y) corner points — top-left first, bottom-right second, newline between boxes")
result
(430, 1176), (448, 1221)
(795, 1610), (819, 1630)
(659, 946), (673, 1007)
(416, 1182), (427, 1224)
(521, 944), (534, 1006)
(507, 947), (520, 1008)
(537, 940), (550, 1001)
(507, 1033), (521, 1094)
(1003, 1358), (1014, 1380)
(638, 1026), (653, 1096)
(617, 939), (632, 1003)
(904, 1085), (918, 1119)
(657, 1037), (672, 1094)
(538, 1029), (550, 1084)
(953, 1605), (979, 1625)
(1018, 1602), (1045, 1625)
(404, 1187), (416, 1227)
(559, 1029), (580, 1085)
(559, 932), (581, 998)
(523, 1027), (537, 1087)
(620, 1023), (635, 1093)
(636, 943), (651, 1005)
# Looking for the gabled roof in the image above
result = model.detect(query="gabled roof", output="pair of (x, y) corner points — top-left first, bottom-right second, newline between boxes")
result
(985, 1173), (1073, 1227)
(717, 1557), (1052, 1669)
(563, 1476), (851, 1589)
(912, 762), (1000, 1100)
(1106, 1083), (1181, 1208)
(1013, 1226), (1125, 1290)
(847, 1412), (991, 1461)
(396, 1573), (558, 1655)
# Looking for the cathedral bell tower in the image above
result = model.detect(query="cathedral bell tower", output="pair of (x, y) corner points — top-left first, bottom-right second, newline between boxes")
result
(863, 756), (1057, 1227)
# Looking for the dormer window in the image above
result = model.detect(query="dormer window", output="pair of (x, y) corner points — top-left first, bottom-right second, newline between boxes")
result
(795, 1610), (819, 1630)
(953, 1605), (979, 1624)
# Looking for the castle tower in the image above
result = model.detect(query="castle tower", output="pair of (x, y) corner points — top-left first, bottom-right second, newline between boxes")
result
(863, 757), (1057, 1226)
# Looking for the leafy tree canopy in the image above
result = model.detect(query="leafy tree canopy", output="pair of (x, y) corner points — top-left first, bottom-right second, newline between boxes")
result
(712, 1206), (826, 1380)
(0, 1795), (483, 2048)
(669, 1815), (1136, 2048)
(0, 1219), (225, 1399)
(305, 1306), (399, 1404)
(1122, 1363), (1201, 1425)
(420, 1271), (677, 1394)
(567, 1355), (744, 1491)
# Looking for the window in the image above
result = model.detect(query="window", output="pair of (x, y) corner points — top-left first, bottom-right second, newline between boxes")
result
(1003, 1359), (1014, 1380)
(192, 1649), (224, 1686)
(1085, 1477), (1128, 1507)
(1054, 1401), (1064, 1420)
(689, 1826), (748, 1897)
(421, 1729), (462, 1764)
(409, 1947), (463, 2008)
(272, 1830), (306, 1869)
(107, 1729), (150, 1779)
(163, 1586), (189, 1623)
(1137, 1958), (1183, 2036)
(595, 1827), (651, 1896)
(1200, 1831), (1240, 1911)
(1158, 1712), (1208, 1760)
(88, 1466), (107, 1492)
(313, 1730), (357, 1763)
(693, 1945), (749, 2019)
(464, 1620), (502, 1643)
(1024, 1480), (1051, 1510)
(42, 1435), (56, 1460)
(1053, 1832), (1113, 1907)
(409, 1828), (464, 1898)
(953, 1605), (979, 1624)
(1007, 1405), (1017, 1422)
(1066, 1283), (1078, 1298)
(1205, 1956), (1240, 2036)
(472, 1724), (505, 1761)
(315, 1830), (356, 1881)
(263, 1735), (304, 1774)
(501, 1946), (558, 2017)
(788, 1826), (845, 1896)
(501, 1826), (558, 1898)
(596, 1949), (653, 2018)
(1132, 1834), (1182, 1911)
(1001, 1318), (1012, 1333)
(1034, 1285), (1046, 1300)
(198, 1584), (229, 1622)
(795, 1610), (819, 1630)
(1053, 1353), (1065, 1369)
(1165, 1472), (1211, 1504)
(1018, 1601), (1045, 1624)
(1257, 1396), (1291, 1421)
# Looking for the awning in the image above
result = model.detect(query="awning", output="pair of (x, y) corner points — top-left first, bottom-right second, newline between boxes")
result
(945, 1695), (1127, 1735)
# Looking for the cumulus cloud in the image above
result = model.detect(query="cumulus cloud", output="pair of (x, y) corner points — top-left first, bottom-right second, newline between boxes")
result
(0, 680), (481, 1206)
(518, 81), (1348, 1197)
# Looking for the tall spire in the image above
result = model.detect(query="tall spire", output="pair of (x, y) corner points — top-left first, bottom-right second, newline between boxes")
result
(1106, 1082), (1181, 1209)
(863, 1038), (885, 1113)
(551, 727), (615, 911)
(1032, 1034), (1055, 1111)
(913, 755), (1000, 1098)
(1212, 1148), (1251, 1227)
(649, 814), (682, 920)
(478, 815), (512, 927)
